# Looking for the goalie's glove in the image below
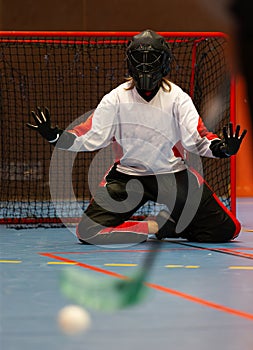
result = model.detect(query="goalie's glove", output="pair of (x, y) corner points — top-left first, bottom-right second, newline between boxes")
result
(221, 123), (247, 155)
(26, 106), (62, 143)
(210, 122), (247, 157)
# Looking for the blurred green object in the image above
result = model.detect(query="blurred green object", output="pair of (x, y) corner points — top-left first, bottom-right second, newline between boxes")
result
(60, 267), (149, 312)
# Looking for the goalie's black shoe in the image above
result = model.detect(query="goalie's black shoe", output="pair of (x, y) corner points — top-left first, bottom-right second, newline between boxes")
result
(155, 210), (179, 239)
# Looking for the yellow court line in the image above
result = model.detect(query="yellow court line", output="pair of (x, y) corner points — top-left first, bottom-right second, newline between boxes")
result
(104, 263), (138, 267)
(0, 260), (22, 263)
(165, 265), (200, 268)
(45, 261), (253, 269)
(47, 262), (77, 265)
(229, 266), (253, 270)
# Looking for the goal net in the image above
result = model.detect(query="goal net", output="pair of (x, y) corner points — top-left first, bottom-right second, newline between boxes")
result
(0, 32), (235, 226)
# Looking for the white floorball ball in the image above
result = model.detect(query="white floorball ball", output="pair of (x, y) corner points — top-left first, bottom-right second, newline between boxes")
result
(58, 305), (91, 335)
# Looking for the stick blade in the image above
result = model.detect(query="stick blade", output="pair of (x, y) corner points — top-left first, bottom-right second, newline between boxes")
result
(60, 268), (149, 312)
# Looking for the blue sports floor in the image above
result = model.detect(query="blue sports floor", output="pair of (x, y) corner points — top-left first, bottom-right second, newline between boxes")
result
(1, 197), (253, 350)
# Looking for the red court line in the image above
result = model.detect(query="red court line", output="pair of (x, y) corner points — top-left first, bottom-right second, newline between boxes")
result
(41, 246), (253, 256)
(146, 282), (253, 321)
(40, 252), (253, 322)
(215, 248), (253, 259)
(175, 241), (253, 260)
(43, 247), (198, 255)
(40, 252), (126, 279)
(222, 247), (253, 251)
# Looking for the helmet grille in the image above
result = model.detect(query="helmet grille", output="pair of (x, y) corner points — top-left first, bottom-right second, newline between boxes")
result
(129, 48), (164, 73)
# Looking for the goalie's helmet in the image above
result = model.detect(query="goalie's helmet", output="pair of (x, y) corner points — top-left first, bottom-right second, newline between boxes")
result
(126, 29), (172, 90)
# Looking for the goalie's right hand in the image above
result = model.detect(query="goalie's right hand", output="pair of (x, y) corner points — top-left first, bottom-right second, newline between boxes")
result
(26, 106), (60, 143)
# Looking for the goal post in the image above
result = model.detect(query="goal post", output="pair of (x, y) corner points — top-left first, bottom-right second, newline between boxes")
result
(0, 31), (236, 225)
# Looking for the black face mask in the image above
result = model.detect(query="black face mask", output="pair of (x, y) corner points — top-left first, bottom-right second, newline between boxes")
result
(126, 30), (172, 90)
(127, 48), (165, 90)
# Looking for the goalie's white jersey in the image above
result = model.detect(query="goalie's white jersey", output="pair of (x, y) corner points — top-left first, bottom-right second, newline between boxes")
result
(67, 81), (220, 176)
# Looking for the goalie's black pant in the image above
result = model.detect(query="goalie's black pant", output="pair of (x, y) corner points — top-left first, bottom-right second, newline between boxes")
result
(77, 165), (241, 244)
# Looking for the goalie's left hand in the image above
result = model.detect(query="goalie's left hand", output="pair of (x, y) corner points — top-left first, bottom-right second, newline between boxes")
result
(221, 122), (247, 156)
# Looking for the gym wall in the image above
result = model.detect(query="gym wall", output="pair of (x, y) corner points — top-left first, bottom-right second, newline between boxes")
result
(0, 0), (252, 196)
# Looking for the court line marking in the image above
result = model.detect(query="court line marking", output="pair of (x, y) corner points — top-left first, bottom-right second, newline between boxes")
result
(104, 263), (138, 267)
(40, 252), (125, 278)
(229, 266), (253, 270)
(165, 265), (200, 268)
(171, 241), (253, 260)
(47, 262), (77, 265)
(42, 247), (199, 255)
(39, 252), (253, 322)
(216, 248), (253, 259)
(43, 245), (253, 255)
(0, 260), (22, 263)
(219, 247), (253, 250)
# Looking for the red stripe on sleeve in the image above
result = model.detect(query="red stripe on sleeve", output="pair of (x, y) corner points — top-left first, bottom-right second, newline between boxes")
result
(197, 117), (219, 140)
(68, 114), (93, 136)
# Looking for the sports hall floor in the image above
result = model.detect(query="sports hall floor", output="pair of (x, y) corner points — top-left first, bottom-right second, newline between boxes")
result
(1, 197), (253, 350)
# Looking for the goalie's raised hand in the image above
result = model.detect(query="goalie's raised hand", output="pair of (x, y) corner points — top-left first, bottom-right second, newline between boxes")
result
(26, 107), (61, 143)
(221, 122), (247, 156)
